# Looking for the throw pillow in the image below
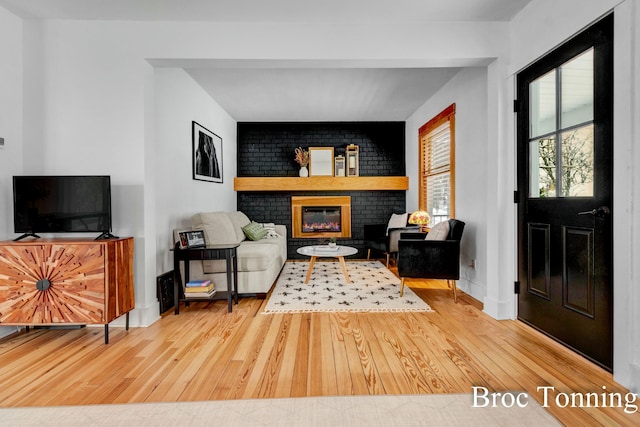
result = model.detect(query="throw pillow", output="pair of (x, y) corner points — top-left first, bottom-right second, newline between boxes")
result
(425, 220), (450, 241)
(261, 223), (279, 238)
(242, 221), (268, 241)
(386, 213), (408, 235)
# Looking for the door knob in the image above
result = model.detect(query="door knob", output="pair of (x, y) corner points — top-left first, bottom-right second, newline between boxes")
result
(578, 206), (610, 218)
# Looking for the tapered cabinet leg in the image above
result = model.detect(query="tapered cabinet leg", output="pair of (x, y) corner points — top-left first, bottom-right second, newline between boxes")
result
(400, 278), (405, 297)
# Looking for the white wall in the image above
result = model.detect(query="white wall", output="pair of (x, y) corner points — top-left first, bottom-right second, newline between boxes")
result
(509, 0), (623, 73)
(0, 7), (23, 235)
(405, 67), (489, 302)
(154, 68), (237, 277)
(0, 6), (24, 339)
(612, 0), (640, 395)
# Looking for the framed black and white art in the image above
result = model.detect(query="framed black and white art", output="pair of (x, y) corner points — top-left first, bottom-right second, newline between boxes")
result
(192, 121), (223, 183)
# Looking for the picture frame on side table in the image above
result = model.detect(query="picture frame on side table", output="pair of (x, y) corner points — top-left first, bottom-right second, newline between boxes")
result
(179, 230), (206, 249)
(193, 121), (223, 183)
(309, 147), (334, 176)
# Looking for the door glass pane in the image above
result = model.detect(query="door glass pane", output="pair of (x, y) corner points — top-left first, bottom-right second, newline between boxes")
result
(561, 124), (594, 197)
(426, 173), (450, 225)
(561, 49), (594, 128)
(530, 70), (556, 138)
(530, 136), (556, 198)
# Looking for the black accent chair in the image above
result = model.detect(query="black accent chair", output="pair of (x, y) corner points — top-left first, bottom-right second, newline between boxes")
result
(364, 215), (420, 267)
(397, 219), (465, 302)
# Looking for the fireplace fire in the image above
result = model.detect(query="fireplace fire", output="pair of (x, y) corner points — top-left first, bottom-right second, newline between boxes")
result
(302, 206), (341, 233)
(291, 196), (351, 238)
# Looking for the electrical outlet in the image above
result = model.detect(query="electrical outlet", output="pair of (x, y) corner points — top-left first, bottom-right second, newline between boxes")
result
(470, 259), (476, 270)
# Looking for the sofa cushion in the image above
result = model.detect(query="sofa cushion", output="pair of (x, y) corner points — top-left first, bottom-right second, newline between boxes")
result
(261, 223), (280, 238)
(242, 221), (268, 241)
(237, 242), (280, 271)
(227, 211), (252, 242)
(191, 212), (240, 245)
(254, 235), (287, 266)
(202, 241), (280, 274)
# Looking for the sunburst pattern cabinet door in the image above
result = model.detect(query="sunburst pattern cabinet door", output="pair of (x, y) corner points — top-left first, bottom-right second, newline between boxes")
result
(0, 244), (106, 324)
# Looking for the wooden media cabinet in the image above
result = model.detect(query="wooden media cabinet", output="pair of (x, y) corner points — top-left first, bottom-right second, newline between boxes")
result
(0, 237), (134, 344)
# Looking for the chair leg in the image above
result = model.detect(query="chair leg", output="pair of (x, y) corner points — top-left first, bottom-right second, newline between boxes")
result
(367, 249), (371, 261)
(385, 253), (390, 268)
(400, 278), (405, 297)
(449, 280), (458, 303)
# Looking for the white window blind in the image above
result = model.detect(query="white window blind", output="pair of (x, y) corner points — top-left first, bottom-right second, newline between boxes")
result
(419, 105), (455, 225)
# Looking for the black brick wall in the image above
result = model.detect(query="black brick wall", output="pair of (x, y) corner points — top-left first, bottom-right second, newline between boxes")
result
(237, 122), (407, 259)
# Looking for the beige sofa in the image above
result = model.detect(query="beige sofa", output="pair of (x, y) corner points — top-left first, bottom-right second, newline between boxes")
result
(175, 211), (287, 296)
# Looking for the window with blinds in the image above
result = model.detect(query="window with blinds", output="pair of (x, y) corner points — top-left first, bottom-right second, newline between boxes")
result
(418, 104), (455, 226)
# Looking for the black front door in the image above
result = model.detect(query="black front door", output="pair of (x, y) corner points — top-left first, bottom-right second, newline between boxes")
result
(516, 14), (613, 370)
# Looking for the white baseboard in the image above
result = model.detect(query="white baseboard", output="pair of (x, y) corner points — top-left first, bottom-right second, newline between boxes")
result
(458, 278), (485, 303)
(627, 363), (640, 394)
(0, 326), (21, 339)
(108, 302), (161, 328)
(483, 295), (516, 320)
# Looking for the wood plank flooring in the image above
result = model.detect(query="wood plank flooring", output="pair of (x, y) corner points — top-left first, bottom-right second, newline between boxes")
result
(0, 264), (638, 426)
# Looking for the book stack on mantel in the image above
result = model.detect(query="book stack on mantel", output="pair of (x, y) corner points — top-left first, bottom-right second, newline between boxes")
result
(184, 279), (216, 298)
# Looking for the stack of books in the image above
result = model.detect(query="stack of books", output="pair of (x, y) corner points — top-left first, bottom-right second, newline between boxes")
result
(184, 279), (216, 298)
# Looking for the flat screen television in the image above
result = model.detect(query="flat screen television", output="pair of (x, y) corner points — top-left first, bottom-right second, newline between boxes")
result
(13, 175), (114, 240)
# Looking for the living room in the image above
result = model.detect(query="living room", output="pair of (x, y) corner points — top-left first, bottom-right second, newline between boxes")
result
(0, 0), (639, 402)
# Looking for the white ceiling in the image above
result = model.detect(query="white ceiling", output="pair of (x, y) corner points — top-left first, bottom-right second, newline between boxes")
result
(184, 67), (462, 122)
(0, 0), (533, 121)
(0, 0), (532, 22)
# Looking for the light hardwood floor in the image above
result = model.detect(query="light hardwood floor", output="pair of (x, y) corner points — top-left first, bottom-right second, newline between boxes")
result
(0, 263), (638, 426)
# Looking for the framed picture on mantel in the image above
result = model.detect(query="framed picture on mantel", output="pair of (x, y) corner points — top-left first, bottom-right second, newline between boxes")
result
(335, 155), (346, 177)
(309, 147), (334, 176)
(193, 121), (223, 183)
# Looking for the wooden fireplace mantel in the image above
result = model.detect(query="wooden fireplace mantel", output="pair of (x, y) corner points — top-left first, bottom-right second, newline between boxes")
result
(234, 176), (408, 192)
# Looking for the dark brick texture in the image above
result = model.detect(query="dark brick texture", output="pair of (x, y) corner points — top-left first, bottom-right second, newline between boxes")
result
(237, 122), (407, 259)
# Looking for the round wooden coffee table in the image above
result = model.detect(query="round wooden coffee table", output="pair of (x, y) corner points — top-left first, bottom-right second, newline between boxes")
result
(297, 245), (358, 283)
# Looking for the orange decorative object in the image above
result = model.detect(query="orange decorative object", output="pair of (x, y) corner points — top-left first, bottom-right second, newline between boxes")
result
(0, 238), (134, 339)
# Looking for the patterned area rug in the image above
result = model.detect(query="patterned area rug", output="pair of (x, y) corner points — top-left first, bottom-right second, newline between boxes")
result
(263, 261), (433, 314)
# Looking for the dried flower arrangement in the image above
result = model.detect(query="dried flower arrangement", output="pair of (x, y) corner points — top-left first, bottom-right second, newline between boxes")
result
(294, 147), (309, 167)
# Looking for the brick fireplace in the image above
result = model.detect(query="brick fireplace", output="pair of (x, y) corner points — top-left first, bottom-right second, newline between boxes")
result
(236, 121), (406, 259)
(291, 196), (351, 239)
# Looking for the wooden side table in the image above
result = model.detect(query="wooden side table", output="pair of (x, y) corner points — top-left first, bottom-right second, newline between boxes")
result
(171, 243), (239, 314)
